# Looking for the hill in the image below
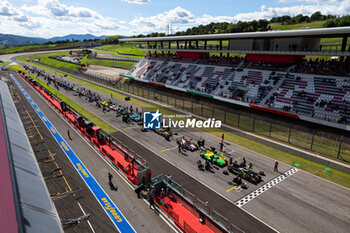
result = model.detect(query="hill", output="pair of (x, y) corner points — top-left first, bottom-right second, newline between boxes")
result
(49, 34), (108, 42)
(0, 33), (108, 46)
(0, 33), (47, 46)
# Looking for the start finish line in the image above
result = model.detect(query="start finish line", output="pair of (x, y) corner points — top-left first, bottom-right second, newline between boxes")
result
(11, 74), (136, 233)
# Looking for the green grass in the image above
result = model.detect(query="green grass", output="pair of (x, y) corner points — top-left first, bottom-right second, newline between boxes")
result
(17, 56), (350, 188)
(95, 44), (147, 57)
(269, 21), (326, 30)
(26, 51), (82, 70)
(80, 55), (135, 69)
(0, 42), (82, 54)
(7, 64), (117, 134)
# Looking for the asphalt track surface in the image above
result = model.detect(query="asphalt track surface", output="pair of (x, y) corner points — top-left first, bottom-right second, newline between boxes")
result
(34, 65), (350, 233)
(12, 64), (277, 232)
(12, 74), (137, 232)
(9, 58), (350, 232)
(7, 71), (174, 233)
(5, 75), (116, 233)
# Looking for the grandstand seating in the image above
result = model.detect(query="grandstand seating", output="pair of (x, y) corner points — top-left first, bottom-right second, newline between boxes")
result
(127, 57), (350, 125)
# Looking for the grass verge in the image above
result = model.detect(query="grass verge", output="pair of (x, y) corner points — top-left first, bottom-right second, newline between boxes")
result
(7, 64), (117, 134)
(94, 44), (147, 57)
(80, 55), (135, 69)
(16, 58), (350, 188)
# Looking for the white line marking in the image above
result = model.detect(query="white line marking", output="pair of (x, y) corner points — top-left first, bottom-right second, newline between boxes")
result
(77, 202), (96, 233)
(12, 75), (136, 233)
(17, 64), (279, 232)
(236, 167), (299, 207)
(16, 73), (180, 233)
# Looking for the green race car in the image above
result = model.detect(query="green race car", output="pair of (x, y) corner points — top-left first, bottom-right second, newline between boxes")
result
(200, 149), (227, 167)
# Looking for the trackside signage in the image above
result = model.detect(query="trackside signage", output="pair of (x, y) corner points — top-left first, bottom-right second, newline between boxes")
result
(143, 110), (221, 129)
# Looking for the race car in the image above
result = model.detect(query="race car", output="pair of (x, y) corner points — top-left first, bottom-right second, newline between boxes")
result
(200, 149), (227, 167)
(154, 127), (172, 141)
(116, 106), (128, 116)
(109, 104), (118, 111)
(130, 113), (141, 122)
(227, 164), (262, 184)
(100, 100), (110, 107)
(177, 137), (198, 151)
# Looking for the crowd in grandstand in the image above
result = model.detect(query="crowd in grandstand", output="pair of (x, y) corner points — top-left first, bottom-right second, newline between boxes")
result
(291, 59), (350, 77)
(128, 54), (350, 125)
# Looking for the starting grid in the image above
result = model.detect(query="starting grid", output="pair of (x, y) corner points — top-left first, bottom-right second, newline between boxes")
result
(11, 74), (136, 233)
(236, 167), (299, 207)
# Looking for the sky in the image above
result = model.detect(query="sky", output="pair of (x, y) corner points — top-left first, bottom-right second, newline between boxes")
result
(0, 0), (350, 38)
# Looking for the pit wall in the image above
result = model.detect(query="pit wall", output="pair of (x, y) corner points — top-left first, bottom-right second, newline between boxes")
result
(17, 70), (150, 185)
(18, 69), (232, 233)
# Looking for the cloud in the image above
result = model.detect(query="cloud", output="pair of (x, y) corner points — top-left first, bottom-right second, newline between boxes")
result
(0, 1), (19, 16)
(122, 0), (150, 4)
(34, 0), (101, 19)
(14, 14), (29, 22)
(128, 1), (350, 35)
(94, 19), (120, 30)
(129, 7), (197, 33)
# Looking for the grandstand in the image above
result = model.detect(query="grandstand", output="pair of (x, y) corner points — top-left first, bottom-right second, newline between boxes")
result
(121, 27), (350, 128)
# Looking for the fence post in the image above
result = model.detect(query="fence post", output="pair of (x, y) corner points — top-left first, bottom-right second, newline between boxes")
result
(288, 126), (292, 143)
(252, 116), (256, 132)
(337, 136), (343, 160)
(310, 130), (315, 150)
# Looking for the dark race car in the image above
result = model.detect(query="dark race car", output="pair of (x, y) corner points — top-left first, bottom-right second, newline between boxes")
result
(227, 163), (262, 184)
(177, 137), (198, 151)
(154, 127), (172, 141)
(116, 106), (128, 116)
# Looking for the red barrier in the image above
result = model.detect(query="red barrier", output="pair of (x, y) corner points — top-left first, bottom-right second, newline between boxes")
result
(17, 71), (147, 185)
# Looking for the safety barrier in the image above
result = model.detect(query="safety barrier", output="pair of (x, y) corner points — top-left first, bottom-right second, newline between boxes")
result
(151, 175), (243, 233)
(17, 70), (150, 185)
(17, 68), (240, 233)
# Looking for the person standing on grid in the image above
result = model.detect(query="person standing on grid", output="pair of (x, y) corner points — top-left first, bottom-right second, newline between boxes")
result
(274, 160), (279, 172)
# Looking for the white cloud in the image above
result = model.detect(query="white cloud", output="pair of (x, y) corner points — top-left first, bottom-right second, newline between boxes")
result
(122, 0), (150, 4)
(1, 0), (350, 38)
(0, 1), (19, 16)
(129, 7), (197, 34)
(128, 1), (350, 35)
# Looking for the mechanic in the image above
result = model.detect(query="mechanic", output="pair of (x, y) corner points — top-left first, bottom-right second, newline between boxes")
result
(248, 162), (253, 171)
(205, 160), (211, 171)
(240, 157), (246, 168)
(108, 172), (113, 183)
(67, 129), (72, 140)
(274, 160), (279, 172)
